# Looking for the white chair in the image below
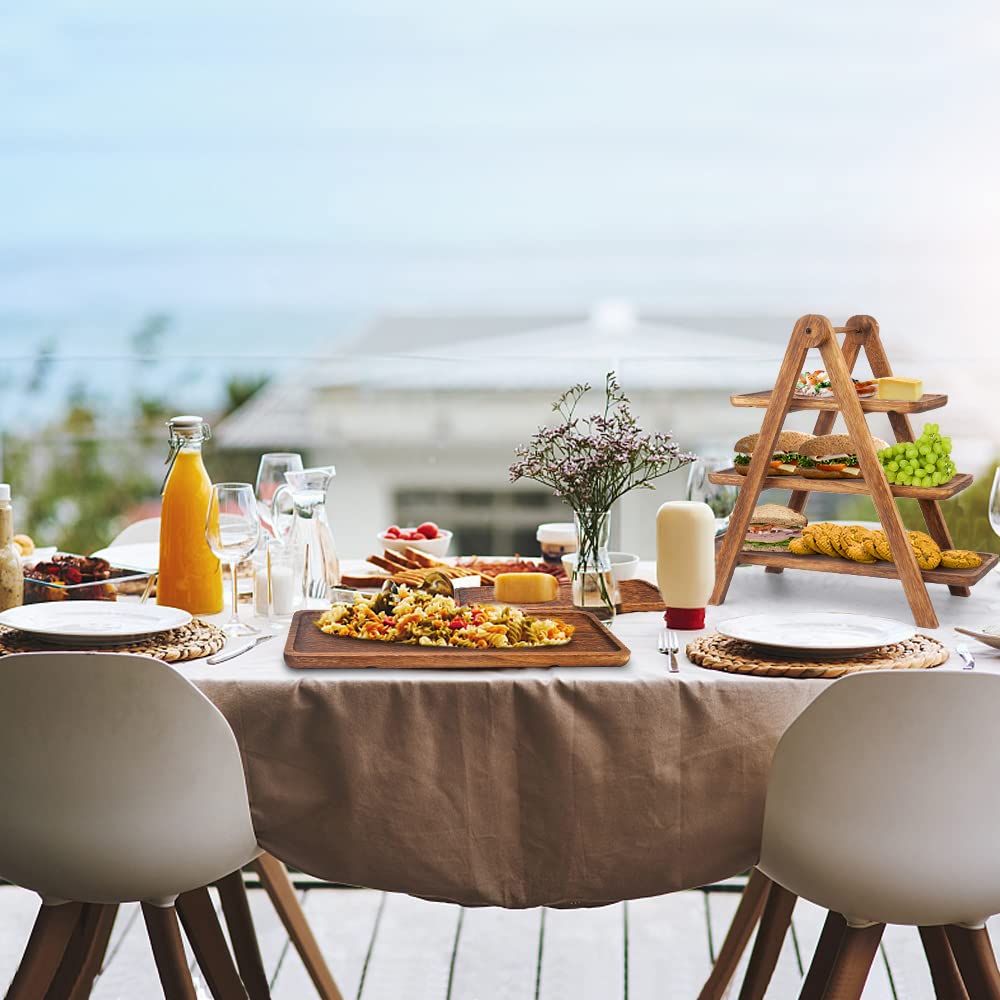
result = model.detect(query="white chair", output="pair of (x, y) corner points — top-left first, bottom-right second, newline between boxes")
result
(752, 670), (1000, 999)
(107, 516), (161, 547)
(0, 652), (342, 1000)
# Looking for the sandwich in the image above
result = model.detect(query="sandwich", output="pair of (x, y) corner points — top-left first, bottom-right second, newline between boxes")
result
(743, 505), (808, 552)
(733, 431), (814, 476)
(796, 433), (890, 479)
(795, 370), (878, 398)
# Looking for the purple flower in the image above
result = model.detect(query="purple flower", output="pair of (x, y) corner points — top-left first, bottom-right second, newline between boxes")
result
(508, 371), (697, 508)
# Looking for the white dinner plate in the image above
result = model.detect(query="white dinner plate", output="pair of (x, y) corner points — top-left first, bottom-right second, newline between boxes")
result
(89, 542), (159, 574)
(0, 601), (191, 646)
(717, 612), (916, 654)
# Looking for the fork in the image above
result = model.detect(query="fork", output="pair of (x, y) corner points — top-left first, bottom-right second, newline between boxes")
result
(657, 628), (680, 673)
(666, 629), (680, 673)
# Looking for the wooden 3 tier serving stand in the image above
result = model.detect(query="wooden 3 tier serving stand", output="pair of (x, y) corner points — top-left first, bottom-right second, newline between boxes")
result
(708, 313), (997, 628)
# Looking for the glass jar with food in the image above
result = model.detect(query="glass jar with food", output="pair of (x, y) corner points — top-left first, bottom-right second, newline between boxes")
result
(0, 485), (23, 612)
(536, 522), (577, 564)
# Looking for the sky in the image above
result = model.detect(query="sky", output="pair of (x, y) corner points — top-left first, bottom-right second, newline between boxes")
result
(1, 1), (1000, 358)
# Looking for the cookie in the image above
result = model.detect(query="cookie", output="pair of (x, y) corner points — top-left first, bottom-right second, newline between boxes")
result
(788, 537), (813, 556)
(939, 549), (982, 570)
(871, 530), (893, 562)
(839, 525), (876, 563)
(908, 530), (942, 570)
(803, 523), (838, 558)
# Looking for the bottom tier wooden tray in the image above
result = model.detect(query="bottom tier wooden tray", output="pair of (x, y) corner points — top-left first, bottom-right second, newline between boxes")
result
(733, 548), (997, 587)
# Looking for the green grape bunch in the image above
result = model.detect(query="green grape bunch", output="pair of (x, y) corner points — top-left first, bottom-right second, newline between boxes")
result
(877, 423), (956, 488)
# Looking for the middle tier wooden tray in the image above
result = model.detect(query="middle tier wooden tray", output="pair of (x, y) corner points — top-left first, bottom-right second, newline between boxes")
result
(283, 609), (631, 669)
(709, 468), (973, 501)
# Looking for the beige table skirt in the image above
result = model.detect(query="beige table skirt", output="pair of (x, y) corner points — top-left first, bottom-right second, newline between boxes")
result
(198, 667), (818, 908)
(186, 567), (997, 909)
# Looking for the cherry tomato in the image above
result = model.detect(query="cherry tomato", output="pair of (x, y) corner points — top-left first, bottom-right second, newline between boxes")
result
(384, 525), (400, 538)
(416, 521), (439, 539)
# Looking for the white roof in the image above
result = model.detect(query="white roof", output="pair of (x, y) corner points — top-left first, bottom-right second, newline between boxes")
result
(216, 311), (784, 447)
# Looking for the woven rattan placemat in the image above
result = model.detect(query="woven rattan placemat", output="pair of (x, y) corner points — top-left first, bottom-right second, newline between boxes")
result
(0, 618), (226, 663)
(686, 632), (949, 679)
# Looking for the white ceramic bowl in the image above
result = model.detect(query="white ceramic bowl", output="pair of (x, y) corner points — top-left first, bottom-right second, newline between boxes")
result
(609, 552), (640, 581)
(378, 529), (453, 558)
(561, 551), (640, 583)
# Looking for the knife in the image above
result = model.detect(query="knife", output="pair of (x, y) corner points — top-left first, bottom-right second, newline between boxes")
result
(207, 633), (274, 665)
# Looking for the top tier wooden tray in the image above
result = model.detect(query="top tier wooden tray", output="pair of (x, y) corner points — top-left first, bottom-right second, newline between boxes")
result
(731, 389), (948, 414)
(711, 313), (981, 629)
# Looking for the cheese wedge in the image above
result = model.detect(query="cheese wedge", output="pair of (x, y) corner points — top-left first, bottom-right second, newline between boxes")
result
(494, 572), (560, 604)
(876, 376), (923, 402)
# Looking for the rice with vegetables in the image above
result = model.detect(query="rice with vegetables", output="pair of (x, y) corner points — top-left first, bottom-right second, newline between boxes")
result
(315, 587), (574, 648)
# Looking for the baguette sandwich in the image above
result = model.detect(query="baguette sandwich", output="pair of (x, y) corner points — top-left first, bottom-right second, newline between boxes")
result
(733, 430), (814, 476)
(796, 433), (889, 479)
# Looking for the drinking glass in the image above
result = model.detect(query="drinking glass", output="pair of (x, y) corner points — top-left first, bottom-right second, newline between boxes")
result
(255, 452), (303, 536)
(686, 455), (739, 534)
(206, 483), (262, 637)
(990, 468), (1000, 570)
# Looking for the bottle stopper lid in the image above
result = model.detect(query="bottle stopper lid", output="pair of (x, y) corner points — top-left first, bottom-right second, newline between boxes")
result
(665, 607), (705, 630)
(0, 484), (10, 502)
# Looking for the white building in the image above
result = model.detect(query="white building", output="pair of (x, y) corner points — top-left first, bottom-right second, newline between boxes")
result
(215, 310), (856, 560)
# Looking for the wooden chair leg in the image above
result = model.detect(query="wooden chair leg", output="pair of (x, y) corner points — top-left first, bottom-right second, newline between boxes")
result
(823, 923), (885, 1000)
(946, 925), (1000, 1000)
(252, 853), (343, 1000)
(919, 925), (969, 1000)
(5, 900), (84, 1000)
(797, 910), (847, 1000)
(217, 871), (272, 1000)
(737, 882), (797, 1000)
(141, 902), (199, 1000)
(46, 902), (119, 1000)
(696, 870), (772, 1000)
(176, 886), (249, 1000)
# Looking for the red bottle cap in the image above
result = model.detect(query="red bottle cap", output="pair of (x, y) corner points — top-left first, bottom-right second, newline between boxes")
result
(665, 607), (705, 630)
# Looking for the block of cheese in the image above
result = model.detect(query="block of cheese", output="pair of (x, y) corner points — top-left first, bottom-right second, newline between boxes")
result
(876, 376), (923, 401)
(494, 572), (560, 603)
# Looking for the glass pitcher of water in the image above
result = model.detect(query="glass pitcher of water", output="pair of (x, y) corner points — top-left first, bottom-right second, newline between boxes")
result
(271, 466), (340, 607)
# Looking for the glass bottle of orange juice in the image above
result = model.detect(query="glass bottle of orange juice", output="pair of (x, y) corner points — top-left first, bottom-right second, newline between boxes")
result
(158, 415), (223, 615)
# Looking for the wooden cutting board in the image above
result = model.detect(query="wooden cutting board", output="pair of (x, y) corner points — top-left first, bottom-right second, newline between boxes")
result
(283, 609), (631, 669)
(457, 578), (665, 615)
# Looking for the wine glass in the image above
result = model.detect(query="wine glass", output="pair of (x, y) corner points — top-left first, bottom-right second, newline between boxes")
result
(686, 455), (739, 534)
(990, 468), (1000, 570)
(206, 483), (262, 637)
(255, 452), (303, 536)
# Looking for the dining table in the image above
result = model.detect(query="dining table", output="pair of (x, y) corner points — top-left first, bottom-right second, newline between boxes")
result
(178, 560), (1000, 911)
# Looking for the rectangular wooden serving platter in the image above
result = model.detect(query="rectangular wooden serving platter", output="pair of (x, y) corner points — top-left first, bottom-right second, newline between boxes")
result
(734, 548), (998, 587)
(457, 578), (664, 615)
(708, 467), (974, 501)
(283, 609), (631, 670)
(730, 389), (948, 414)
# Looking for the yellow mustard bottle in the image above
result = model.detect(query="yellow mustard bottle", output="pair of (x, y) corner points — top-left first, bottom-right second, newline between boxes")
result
(157, 416), (223, 615)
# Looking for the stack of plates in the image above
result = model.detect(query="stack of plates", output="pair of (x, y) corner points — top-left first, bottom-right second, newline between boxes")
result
(717, 612), (916, 657)
(0, 602), (191, 647)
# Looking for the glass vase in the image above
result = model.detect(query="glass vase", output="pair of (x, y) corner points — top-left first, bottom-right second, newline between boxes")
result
(571, 508), (619, 621)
